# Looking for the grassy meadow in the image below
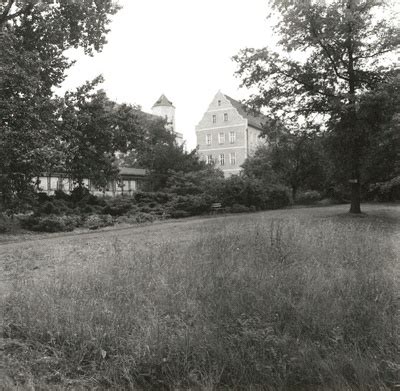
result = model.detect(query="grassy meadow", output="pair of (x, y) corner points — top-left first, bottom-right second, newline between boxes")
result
(1, 204), (400, 389)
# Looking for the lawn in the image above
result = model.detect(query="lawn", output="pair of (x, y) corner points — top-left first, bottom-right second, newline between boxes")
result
(1, 204), (400, 389)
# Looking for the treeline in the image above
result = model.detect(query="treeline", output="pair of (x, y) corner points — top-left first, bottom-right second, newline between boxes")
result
(1, 0), (400, 230)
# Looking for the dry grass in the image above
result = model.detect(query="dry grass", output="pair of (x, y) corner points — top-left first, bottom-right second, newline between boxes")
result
(1, 205), (400, 389)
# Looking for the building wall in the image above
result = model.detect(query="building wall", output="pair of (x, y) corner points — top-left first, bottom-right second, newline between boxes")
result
(196, 91), (248, 176)
(152, 105), (176, 131)
(37, 175), (143, 197)
(247, 125), (264, 155)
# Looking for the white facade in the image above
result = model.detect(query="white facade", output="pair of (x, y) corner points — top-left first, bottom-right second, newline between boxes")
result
(151, 94), (183, 145)
(195, 91), (267, 176)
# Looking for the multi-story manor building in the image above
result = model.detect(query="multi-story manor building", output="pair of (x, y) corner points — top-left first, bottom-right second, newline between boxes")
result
(196, 91), (267, 176)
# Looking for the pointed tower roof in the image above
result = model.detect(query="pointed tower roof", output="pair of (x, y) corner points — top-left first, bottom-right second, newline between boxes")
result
(152, 94), (174, 108)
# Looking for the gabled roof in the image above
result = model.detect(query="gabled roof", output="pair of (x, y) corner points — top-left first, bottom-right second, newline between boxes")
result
(225, 95), (268, 131)
(152, 94), (174, 108)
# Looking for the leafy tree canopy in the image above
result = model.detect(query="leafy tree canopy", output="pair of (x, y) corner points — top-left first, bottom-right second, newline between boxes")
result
(243, 129), (326, 200)
(0, 0), (119, 211)
(234, 0), (400, 213)
(60, 77), (131, 190)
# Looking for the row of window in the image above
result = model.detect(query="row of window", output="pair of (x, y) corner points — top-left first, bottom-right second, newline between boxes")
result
(206, 131), (236, 145)
(206, 152), (236, 166)
(212, 113), (229, 123)
(37, 176), (138, 193)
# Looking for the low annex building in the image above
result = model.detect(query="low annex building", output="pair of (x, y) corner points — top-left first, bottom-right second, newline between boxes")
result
(196, 91), (267, 176)
(37, 167), (147, 197)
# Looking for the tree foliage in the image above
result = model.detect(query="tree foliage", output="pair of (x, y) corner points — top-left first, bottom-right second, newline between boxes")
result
(243, 130), (326, 200)
(0, 0), (119, 211)
(59, 77), (142, 190)
(234, 0), (400, 212)
(119, 115), (210, 191)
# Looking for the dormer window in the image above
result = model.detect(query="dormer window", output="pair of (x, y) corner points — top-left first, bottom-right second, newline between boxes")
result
(218, 100), (221, 106)
(212, 115), (217, 123)
(224, 113), (228, 121)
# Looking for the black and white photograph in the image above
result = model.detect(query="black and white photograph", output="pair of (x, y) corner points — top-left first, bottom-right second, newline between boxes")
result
(1, 0), (399, 389)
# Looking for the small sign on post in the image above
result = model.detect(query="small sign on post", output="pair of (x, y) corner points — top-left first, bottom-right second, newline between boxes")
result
(348, 179), (358, 184)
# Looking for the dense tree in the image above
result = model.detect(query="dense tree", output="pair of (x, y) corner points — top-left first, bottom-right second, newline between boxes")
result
(119, 114), (211, 191)
(142, 144), (210, 191)
(243, 129), (326, 201)
(327, 74), (400, 189)
(234, 0), (400, 213)
(60, 77), (144, 190)
(0, 0), (119, 210)
(164, 166), (224, 196)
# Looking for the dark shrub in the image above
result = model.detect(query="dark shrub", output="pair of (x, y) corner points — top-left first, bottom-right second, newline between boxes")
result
(54, 190), (71, 201)
(116, 212), (156, 224)
(220, 177), (290, 210)
(102, 198), (133, 216)
(70, 186), (91, 203)
(166, 194), (213, 216)
(265, 186), (291, 209)
(230, 204), (250, 213)
(295, 190), (322, 205)
(368, 176), (400, 202)
(82, 205), (95, 214)
(53, 199), (73, 213)
(37, 192), (51, 204)
(85, 193), (103, 206)
(169, 210), (190, 219)
(20, 215), (81, 232)
(135, 212), (157, 223)
(39, 201), (60, 215)
(38, 199), (73, 215)
(83, 214), (114, 230)
(134, 191), (172, 205)
(0, 218), (8, 233)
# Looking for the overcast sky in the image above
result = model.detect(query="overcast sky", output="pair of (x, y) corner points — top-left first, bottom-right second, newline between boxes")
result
(60, 0), (274, 149)
(60, 1), (399, 149)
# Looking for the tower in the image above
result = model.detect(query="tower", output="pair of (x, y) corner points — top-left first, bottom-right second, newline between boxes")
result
(151, 94), (183, 145)
(151, 94), (176, 132)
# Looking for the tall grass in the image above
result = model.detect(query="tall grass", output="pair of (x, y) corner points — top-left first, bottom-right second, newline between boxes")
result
(3, 218), (399, 389)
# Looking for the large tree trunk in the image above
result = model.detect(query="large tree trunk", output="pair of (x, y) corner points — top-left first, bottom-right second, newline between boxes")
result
(346, 0), (362, 214)
(349, 180), (361, 214)
(291, 185), (297, 203)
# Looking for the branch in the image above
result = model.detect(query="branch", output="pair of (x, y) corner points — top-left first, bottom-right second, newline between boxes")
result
(0, 1), (34, 26)
(0, 0), (14, 25)
(309, 17), (350, 83)
(276, 66), (336, 99)
(355, 47), (399, 60)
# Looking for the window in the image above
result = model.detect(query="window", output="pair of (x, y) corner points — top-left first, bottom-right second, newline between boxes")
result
(206, 155), (213, 164)
(218, 132), (225, 144)
(206, 134), (212, 145)
(230, 152), (236, 165)
(218, 100), (221, 106)
(219, 154), (225, 166)
(57, 178), (64, 191)
(229, 131), (236, 143)
(224, 113), (228, 121)
(212, 114), (217, 123)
